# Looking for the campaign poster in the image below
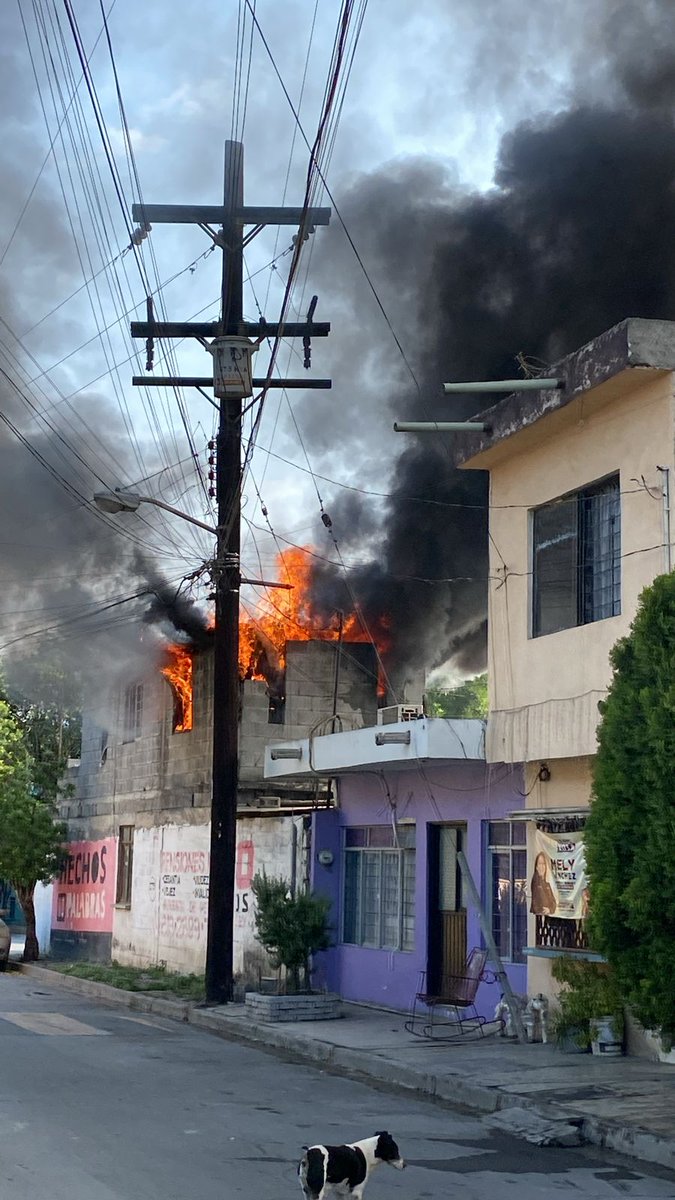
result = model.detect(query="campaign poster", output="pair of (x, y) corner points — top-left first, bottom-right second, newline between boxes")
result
(531, 830), (588, 920)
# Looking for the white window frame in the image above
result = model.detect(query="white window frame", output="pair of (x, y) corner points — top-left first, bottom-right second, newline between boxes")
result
(342, 825), (415, 952)
(485, 820), (527, 964)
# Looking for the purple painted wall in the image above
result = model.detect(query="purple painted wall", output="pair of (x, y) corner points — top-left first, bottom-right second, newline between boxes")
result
(311, 761), (526, 1017)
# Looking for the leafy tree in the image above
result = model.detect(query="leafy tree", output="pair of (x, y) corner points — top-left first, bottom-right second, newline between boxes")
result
(251, 872), (332, 993)
(3, 651), (82, 791)
(586, 572), (675, 1046)
(0, 699), (66, 961)
(426, 673), (488, 718)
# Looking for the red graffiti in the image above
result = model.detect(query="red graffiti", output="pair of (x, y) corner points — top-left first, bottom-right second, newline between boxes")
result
(236, 840), (255, 890)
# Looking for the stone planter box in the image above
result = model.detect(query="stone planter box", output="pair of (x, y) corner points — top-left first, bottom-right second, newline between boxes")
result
(245, 991), (341, 1023)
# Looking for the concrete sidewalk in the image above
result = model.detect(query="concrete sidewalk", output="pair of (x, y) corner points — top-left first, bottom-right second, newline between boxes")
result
(17, 964), (675, 1174)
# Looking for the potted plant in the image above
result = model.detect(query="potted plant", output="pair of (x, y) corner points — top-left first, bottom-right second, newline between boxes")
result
(551, 957), (624, 1055)
(251, 871), (332, 994)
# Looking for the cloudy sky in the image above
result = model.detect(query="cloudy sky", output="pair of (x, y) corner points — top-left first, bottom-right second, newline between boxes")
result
(1, 0), (673, 686)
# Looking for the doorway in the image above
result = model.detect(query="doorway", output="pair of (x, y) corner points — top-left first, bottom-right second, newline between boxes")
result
(427, 824), (467, 991)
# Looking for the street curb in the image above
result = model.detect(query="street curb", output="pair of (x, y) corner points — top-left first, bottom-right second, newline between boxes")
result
(17, 964), (675, 1173)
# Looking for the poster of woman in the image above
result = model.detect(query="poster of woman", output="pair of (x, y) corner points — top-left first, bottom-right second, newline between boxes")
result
(532, 830), (587, 919)
(530, 851), (558, 916)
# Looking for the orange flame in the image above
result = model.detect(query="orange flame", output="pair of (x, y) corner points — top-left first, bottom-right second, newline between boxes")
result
(159, 547), (388, 721)
(239, 547), (390, 691)
(161, 643), (194, 732)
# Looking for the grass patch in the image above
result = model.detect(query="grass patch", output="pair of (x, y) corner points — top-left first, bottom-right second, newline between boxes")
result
(52, 960), (205, 1001)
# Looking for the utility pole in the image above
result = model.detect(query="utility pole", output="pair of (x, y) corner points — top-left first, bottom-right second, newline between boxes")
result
(130, 141), (331, 1003)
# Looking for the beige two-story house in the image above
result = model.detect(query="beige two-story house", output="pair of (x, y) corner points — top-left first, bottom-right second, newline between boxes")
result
(454, 317), (675, 999)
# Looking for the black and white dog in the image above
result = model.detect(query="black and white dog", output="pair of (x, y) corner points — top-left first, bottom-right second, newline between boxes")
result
(298, 1132), (405, 1200)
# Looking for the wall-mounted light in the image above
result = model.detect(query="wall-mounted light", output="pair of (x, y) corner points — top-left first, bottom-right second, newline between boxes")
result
(375, 730), (412, 746)
(270, 746), (303, 760)
(317, 849), (334, 867)
(538, 763), (551, 783)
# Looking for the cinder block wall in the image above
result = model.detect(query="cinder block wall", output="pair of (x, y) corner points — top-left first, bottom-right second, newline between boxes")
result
(66, 639), (378, 838)
(239, 640), (379, 779)
(62, 651), (213, 839)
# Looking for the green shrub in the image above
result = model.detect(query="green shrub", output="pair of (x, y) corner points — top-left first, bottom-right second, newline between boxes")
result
(551, 957), (624, 1049)
(251, 872), (331, 993)
(586, 572), (675, 1044)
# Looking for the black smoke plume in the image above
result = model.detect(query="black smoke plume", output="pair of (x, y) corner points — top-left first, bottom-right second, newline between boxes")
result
(0, 351), (210, 696)
(140, 555), (212, 650)
(305, 13), (675, 682)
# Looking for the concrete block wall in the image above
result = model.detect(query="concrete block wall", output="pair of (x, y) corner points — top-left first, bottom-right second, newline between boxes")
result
(283, 640), (378, 731)
(57, 636), (375, 981)
(67, 639), (378, 840)
(244, 992), (340, 1021)
(239, 680), (272, 782)
(64, 651), (213, 842)
(239, 641), (378, 780)
(109, 812), (303, 984)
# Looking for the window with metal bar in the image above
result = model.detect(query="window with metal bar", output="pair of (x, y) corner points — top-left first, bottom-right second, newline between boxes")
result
(532, 475), (620, 637)
(116, 825), (134, 906)
(342, 825), (415, 951)
(486, 821), (527, 963)
(123, 682), (144, 742)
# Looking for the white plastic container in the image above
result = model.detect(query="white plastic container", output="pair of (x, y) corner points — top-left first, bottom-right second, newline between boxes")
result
(590, 1016), (623, 1056)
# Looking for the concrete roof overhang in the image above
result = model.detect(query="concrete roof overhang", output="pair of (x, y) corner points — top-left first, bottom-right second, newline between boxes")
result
(449, 318), (675, 472)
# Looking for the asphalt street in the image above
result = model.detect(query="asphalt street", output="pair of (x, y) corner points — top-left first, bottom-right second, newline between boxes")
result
(1, 974), (675, 1200)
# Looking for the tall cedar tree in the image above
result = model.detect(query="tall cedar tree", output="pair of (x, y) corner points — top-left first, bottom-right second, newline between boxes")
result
(586, 572), (675, 1043)
(0, 699), (66, 960)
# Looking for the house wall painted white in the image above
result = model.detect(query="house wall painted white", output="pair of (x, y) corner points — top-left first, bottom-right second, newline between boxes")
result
(111, 816), (304, 982)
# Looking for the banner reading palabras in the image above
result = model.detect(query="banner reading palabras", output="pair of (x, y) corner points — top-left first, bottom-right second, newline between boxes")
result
(52, 839), (117, 932)
(532, 830), (587, 920)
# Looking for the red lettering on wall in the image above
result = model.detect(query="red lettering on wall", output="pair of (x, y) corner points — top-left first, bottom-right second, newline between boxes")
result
(236, 840), (255, 890)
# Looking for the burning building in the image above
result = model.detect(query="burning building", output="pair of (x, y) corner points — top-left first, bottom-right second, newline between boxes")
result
(55, 613), (379, 980)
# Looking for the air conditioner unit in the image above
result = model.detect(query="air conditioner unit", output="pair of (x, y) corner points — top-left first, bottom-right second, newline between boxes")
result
(377, 704), (424, 726)
(256, 794), (282, 808)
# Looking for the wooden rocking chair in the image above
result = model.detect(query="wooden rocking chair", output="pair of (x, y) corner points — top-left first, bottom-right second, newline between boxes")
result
(404, 947), (499, 1041)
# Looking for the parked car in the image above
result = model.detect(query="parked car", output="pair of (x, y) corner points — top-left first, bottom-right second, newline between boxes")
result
(0, 915), (11, 971)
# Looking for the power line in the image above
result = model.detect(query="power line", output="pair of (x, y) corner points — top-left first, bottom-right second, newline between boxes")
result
(240, 0), (368, 503)
(245, 435), (657, 513)
(0, 367), (203, 562)
(95, 0), (212, 517)
(30, 0), (205, 545)
(1, 0), (119, 269)
(243, 0), (420, 398)
(0, 586), (151, 652)
(243, 516), (666, 584)
(24, 0), (168, 507)
(17, 3), (214, 558)
(0, 330), (200, 561)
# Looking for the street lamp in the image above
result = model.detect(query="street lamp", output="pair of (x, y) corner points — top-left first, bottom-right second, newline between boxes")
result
(94, 489), (217, 534)
(95, 491), (292, 592)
